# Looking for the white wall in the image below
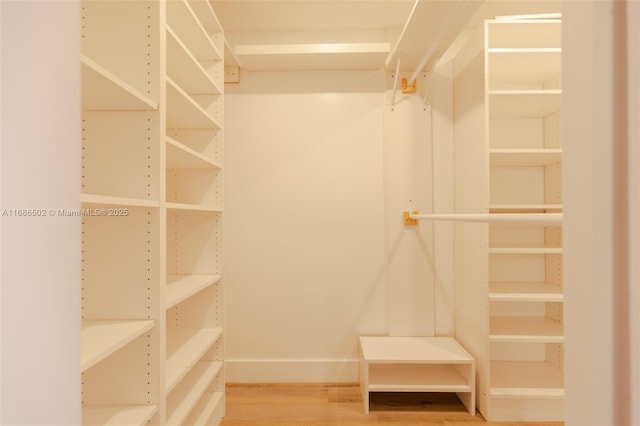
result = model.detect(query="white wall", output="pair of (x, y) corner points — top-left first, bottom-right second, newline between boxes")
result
(563, 1), (640, 424)
(0, 1), (81, 424)
(224, 68), (454, 382)
(383, 67), (455, 338)
(224, 70), (388, 382)
(384, 73), (435, 337)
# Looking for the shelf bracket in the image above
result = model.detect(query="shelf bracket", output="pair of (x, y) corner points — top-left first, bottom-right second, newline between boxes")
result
(401, 78), (417, 94)
(403, 211), (419, 226)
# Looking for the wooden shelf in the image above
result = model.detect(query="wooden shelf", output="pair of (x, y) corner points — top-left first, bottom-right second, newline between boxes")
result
(166, 137), (221, 170)
(166, 274), (222, 309)
(167, 0), (221, 61)
(81, 193), (159, 208)
(489, 316), (564, 343)
(81, 320), (155, 371)
(490, 361), (564, 398)
(82, 405), (157, 426)
(182, 391), (224, 426)
(490, 149), (561, 166)
(489, 244), (563, 254)
(167, 362), (223, 425)
(167, 26), (221, 95)
(166, 328), (223, 393)
(489, 282), (563, 302)
(81, 56), (157, 111)
(489, 90), (561, 117)
(368, 364), (471, 392)
(166, 78), (220, 129)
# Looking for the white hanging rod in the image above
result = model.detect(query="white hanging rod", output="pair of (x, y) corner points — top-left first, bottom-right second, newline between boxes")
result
(407, 0), (467, 86)
(407, 212), (563, 225)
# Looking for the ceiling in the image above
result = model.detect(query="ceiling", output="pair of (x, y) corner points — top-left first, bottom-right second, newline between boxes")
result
(211, 0), (561, 72)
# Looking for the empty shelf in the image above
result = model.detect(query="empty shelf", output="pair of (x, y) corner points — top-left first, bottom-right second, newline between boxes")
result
(234, 43), (390, 71)
(491, 361), (564, 398)
(81, 320), (155, 371)
(165, 202), (222, 213)
(166, 137), (221, 170)
(166, 274), (222, 309)
(489, 316), (563, 343)
(490, 149), (562, 166)
(182, 391), (224, 426)
(166, 0), (221, 61)
(489, 90), (561, 117)
(81, 193), (159, 208)
(489, 282), (563, 302)
(166, 328), (222, 393)
(368, 364), (471, 392)
(82, 405), (157, 426)
(360, 336), (474, 364)
(489, 244), (562, 254)
(166, 362), (223, 425)
(166, 78), (220, 129)
(81, 56), (157, 111)
(166, 26), (221, 95)
(488, 49), (561, 89)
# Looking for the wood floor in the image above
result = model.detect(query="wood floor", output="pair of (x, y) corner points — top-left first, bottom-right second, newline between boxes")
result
(220, 383), (564, 426)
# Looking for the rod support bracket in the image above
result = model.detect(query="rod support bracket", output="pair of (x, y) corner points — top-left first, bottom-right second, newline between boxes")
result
(403, 211), (419, 226)
(401, 78), (416, 94)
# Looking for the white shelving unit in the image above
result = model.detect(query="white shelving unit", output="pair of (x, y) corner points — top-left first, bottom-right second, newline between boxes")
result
(485, 16), (564, 421)
(452, 14), (563, 422)
(81, 3), (161, 423)
(164, 1), (225, 424)
(359, 337), (475, 415)
(81, 1), (225, 424)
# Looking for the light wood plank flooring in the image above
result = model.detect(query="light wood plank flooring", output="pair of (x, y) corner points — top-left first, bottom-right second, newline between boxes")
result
(221, 383), (564, 425)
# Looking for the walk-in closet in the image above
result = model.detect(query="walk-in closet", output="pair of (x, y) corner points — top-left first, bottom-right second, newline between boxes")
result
(1, 1), (639, 425)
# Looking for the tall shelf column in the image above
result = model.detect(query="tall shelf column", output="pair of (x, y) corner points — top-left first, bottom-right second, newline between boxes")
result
(163, 1), (225, 424)
(485, 16), (564, 421)
(80, 1), (226, 424)
(452, 13), (563, 422)
(80, 1), (162, 424)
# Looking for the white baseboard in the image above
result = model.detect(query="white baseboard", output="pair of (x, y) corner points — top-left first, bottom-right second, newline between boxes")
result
(225, 359), (359, 383)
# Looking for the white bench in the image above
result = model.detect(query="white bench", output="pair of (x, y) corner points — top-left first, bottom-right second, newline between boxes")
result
(359, 336), (476, 414)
